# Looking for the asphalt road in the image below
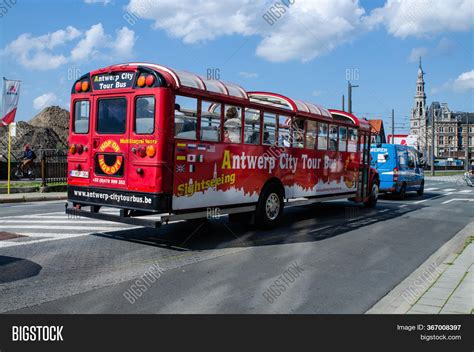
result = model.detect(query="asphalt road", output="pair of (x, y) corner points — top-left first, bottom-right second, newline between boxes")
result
(0, 178), (473, 313)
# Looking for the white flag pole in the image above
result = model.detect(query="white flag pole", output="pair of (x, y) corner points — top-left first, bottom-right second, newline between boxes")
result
(7, 122), (11, 195)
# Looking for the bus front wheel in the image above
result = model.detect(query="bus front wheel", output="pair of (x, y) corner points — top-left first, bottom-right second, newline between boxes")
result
(255, 183), (284, 229)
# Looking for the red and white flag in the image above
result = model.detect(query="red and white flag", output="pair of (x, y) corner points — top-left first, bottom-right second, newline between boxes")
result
(1, 78), (21, 126)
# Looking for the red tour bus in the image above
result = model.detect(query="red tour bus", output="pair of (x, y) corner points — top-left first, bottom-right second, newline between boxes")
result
(66, 63), (379, 229)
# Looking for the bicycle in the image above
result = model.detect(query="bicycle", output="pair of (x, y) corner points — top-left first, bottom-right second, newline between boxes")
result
(463, 172), (474, 187)
(11, 160), (36, 180)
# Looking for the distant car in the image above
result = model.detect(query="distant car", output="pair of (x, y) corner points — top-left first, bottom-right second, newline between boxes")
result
(370, 144), (424, 199)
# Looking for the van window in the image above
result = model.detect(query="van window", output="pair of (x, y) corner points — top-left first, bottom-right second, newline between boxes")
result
(408, 151), (416, 168)
(317, 123), (328, 150)
(175, 96), (198, 140)
(244, 108), (260, 144)
(397, 148), (408, 168)
(305, 120), (317, 149)
(134, 96), (155, 134)
(201, 101), (221, 142)
(74, 100), (90, 134)
(223, 105), (241, 143)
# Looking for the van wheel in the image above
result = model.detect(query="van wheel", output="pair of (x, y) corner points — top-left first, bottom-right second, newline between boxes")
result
(255, 183), (284, 230)
(364, 183), (379, 208)
(397, 183), (406, 200)
(417, 181), (424, 196)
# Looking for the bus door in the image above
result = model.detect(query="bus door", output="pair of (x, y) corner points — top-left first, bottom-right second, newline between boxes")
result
(90, 94), (132, 189)
(356, 131), (371, 200)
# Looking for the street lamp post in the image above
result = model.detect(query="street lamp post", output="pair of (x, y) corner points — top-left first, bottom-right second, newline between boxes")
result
(348, 81), (359, 114)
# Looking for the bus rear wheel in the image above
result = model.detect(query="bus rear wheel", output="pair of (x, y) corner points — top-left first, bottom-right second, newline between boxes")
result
(364, 183), (379, 208)
(255, 183), (284, 229)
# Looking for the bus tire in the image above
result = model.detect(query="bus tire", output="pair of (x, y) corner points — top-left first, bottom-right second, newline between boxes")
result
(364, 182), (379, 208)
(417, 181), (424, 196)
(255, 183), (284, 230)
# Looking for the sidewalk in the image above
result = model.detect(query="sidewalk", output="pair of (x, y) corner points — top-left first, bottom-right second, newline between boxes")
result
(0, 192), (67, 203)
(367, 221), (474, 314)
(407, 241), (473, 314)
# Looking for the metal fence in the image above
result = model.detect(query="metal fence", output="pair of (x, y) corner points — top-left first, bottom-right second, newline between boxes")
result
(0, 149), (67, 186)
(40, 149), (68, 186)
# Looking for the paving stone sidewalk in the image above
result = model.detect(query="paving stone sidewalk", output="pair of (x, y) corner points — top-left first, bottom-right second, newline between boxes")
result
(407, 240), (473, 314)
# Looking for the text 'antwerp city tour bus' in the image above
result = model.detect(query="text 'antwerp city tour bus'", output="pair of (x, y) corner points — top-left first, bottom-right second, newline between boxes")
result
(66, 63), (379, 229)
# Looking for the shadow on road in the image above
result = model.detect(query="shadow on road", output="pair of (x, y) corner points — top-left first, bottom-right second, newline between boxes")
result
(0, 256), (42, 284)
(91, 201), (422, 252)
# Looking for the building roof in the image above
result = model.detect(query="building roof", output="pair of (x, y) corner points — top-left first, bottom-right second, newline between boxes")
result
(368, 119), (384, 134)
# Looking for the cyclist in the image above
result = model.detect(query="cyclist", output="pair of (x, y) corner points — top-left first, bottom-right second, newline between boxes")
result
(20, 144), (36, 175)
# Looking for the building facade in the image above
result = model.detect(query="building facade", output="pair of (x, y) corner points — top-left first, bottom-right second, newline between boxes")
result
(410, 59), (473, 165)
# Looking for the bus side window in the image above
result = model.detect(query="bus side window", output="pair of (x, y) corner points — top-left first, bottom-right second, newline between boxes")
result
(264, 112), (277, 145)
(223, 105), (241, 143)
(201, 101), (221, 142)
(174, 96), (198, 140)
(292, 118), (305, 148)
(348, 128), (358, 152)
(74, 100), (90, 134)
(135, 96), (155, 134)
(317, 123), (328, 150)
(339, 126), (347, 152)
(329, 125), (338, 151)
(244, 108), (261, 145)
(277, 115), (290, 147)
(305, 120), (317, 149)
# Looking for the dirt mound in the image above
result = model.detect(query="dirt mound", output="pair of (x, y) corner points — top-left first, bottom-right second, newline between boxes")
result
(29, 106), (70, 146)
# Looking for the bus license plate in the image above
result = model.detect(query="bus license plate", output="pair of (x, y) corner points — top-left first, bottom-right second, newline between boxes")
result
(70, 170), (89, 178)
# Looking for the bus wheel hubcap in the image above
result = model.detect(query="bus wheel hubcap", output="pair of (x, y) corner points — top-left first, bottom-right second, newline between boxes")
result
(373, 185), (379, 199)
(265, 193), (280, 220)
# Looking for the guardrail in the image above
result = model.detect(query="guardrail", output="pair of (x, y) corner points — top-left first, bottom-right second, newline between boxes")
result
(40, 149), (67, 186)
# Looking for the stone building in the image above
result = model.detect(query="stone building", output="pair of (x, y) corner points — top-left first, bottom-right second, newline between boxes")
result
(409, 59), (473, 165)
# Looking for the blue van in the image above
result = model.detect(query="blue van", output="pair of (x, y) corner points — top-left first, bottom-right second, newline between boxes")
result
(370, 144), (424, 199)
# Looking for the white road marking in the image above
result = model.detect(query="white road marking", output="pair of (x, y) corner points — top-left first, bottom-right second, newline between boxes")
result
(425, 188), (439, 191)
(442, 189), (456, 192)
(378, 209), (390, 213)
(441, 198), (474, 204)
(398, 205), (408, 208)
(413, 199), (429, 204)
(458, 190), (473, 193)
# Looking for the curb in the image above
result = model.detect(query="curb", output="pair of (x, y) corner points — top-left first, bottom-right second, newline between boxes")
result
(366, 220), (474, 314)
(0, 194), (67, 204)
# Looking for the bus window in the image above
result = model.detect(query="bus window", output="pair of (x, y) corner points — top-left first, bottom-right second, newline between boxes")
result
(292, 118), (304, 148)
(74, 100), (90, 134)
(223, 105), (241, 143)
(264, 112), (277, 145)
(348, 128), (357, 152)
(97, 98), (126, 134)
(317, 123), (328, 150)
(201, 101), (221, 142)
(277, 115), (290, 147)
(305, 120), (317, 149)
(329, 125), (338, 151)
(134, 96), (155, 134)
(175, 95), (198, 140)
(244, 108), (261, 145)
(339, 126), (347, 152)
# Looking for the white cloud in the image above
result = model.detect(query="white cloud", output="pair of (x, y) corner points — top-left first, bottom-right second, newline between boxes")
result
(432, 70), (474, 94)
(3, 24), (136, 70)
(127, 0), (367, 62)
(367, 0), (474, 38)
(408, 47), (427, 63)
(451, 70), (474, 92)
(33, 93), (58, 110)
(239, 71), (258, 79)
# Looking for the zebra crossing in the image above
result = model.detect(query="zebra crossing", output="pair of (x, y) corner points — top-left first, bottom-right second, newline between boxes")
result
(424, 187), (473, 194)
(0, 208), (138, 248)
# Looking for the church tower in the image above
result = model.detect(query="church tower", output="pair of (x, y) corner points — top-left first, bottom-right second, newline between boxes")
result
(410, 57), (427, 151)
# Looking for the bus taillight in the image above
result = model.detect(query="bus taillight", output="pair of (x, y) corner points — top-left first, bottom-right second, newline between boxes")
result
(146, 145), (156, 157)
(69, 144), (77, 154)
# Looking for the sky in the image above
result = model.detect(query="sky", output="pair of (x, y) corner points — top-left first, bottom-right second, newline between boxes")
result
(0, 0), (473, 134)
